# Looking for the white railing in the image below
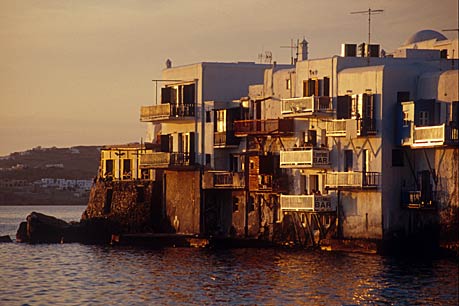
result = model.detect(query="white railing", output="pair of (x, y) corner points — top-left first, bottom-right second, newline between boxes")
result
(280, 194), (336, 212)
(139, 152), (170, 168)
(280, 148), (330, 168)
(325, 171), (381, 188)
(326, 119), (347, 137)
(281, 96), (332, 116)
(140, 104), (171, 121)
(412, 124), (445, 146)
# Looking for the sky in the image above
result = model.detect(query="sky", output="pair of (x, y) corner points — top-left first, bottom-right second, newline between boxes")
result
(0, 0), (457, 156)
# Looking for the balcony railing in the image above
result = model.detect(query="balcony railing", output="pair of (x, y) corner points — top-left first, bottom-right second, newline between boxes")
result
(280, 147), (330, 168)
(280, 194), (336, 212)
(140, 152), (192, 168)
(407, 124), (459, 147)
(325, 171), (381, 189)
(140, 103), (195, 122)
(326, 119), (347, 137)
(234, 119), (294, 136)
(202, 171), (245, 189)
(281, 96), (333, 117)
(401, 190), (435, 209)
(214, 131), (239, 148)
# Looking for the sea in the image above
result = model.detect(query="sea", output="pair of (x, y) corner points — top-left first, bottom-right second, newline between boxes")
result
(0, 205), (458, 305)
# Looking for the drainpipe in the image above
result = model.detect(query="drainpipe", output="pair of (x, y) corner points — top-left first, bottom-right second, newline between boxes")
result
(244, 138), (250, 238)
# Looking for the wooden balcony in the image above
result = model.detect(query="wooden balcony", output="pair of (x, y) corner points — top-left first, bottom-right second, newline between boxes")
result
(140, 103), (195, 122)
(325, 171), (381, 189)
(281, 96), (333, 118)
(280, 194), (336, 212)
(202, 171), (245, 189)
(214, 131), (239, 148)
(234, 119), (294, 137)
(402, 124), (459, 148)
(248, 174), (288, 193)
(280, 147), (330, 169)
(139, 152), (193, 168)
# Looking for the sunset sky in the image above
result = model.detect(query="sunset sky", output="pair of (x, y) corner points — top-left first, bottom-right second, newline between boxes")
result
(0, 0), (457, 156)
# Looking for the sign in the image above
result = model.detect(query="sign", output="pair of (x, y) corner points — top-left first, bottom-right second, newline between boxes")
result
(314, 196), (333, 211)
(313, 151), (329, 165)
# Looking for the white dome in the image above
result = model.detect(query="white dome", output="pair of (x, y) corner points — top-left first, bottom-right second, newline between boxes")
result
(404, 30), (447, 45)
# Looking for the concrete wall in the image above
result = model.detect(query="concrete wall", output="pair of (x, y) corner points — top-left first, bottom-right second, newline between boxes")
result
(164, 170), (201, 234)
(340, 190), (382, 239)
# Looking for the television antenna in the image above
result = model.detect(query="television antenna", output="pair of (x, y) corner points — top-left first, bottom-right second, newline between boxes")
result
(258, 50), (273, 64)
(350, 8), (384, 61)
(280, 39), (299, 65)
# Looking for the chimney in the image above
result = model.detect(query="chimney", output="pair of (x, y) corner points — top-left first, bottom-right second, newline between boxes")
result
(298, 38), (308, 61)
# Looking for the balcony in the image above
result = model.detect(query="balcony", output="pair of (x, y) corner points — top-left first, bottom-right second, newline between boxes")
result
(280, 147), (330, 169)
(248, 174), (288, 192)
(326, 119), (347, 137)
(214, 131), (239, 148)
(402, 124), (459, 148)
(202, 171), (245, 189)
(281, 96), (333, 117)
(139, 152), (193, 168)
(325, 171), (381, 189)
(234, 119), (294, 136)
(280, 194), (336, 212)
(401, 190), (436, 209)
(140, 103), (195, 122)
(326, 118), (377, 137)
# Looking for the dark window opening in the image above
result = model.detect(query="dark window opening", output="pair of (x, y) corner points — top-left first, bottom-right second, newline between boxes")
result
(344, 150), (353, 172)
(104, 188), (113, 214)
(323, 77), (330, 97)
(206, 111), (211, 123)
(392, 149), (404, 167)
(105, 159), (114, 177)
(136, 186), (145, 203)
(337, 95), (352, 119)
(123, 159), (131, 178)
(248, 196), (255, 212)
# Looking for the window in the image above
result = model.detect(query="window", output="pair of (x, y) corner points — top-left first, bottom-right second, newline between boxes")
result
(403, 111), (410, 127)
(216, 110), (226, 132)
(344, 150), (353, 172)
(419, 111), (429, 126)
(105, 159), (114, 176)
(123, 159), (131, 177)
(206, 111), (211, 123)
(392, 149), (404, 167)
(286, 79), (291, 90)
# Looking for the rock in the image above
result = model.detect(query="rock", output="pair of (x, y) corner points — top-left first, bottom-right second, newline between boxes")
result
(16, 221), (29, 243)
(26, 212), (70, 243)
(16, 212), (121, 244)
(0, 235), (12, 243)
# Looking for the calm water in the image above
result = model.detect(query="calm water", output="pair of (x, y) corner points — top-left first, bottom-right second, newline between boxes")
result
(0, 206), (458, 305)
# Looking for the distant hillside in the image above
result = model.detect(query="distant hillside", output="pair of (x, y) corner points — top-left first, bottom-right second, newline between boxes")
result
(0, 146), (100, 182)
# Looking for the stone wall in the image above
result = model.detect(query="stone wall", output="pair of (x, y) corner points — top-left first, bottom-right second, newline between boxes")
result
(83, 180), (159, 233)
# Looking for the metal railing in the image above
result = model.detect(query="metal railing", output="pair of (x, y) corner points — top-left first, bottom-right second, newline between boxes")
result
(325, 171), (381, 188)
(139, 152), (192, 168)
(140, 103), (195, 121)
(401, 190), (435, 208)
(280, 194), (336, 212)
(214, 131), (239, 147)
(213, 172), (245, 188)
(281, 96), (332, 116)
(280, 148), (330, 168)
(234, 119), (294, 135)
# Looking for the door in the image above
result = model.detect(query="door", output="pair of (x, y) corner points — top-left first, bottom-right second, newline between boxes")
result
(344, 150), (353, 172)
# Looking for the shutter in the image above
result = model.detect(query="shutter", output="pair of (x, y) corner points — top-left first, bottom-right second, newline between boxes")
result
(323, 77), (330, 97)
(337, 95), (352, 119)
(161, 87), (171, 104)
(160, 135), (170, 152)
(183, 84), (195, 104)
